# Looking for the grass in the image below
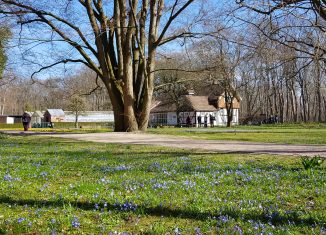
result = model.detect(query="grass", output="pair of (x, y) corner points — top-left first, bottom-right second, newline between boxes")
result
(0, 122), (114, 129)
(2, 122), (326, 144)
(148, 123), (326, 145)
(0, 134), (325, 234)
(0, 127), (112, 133)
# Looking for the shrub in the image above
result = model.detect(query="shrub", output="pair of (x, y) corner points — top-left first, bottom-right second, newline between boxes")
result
(0, 133), (8, 139)
(301, 155), (324, 170)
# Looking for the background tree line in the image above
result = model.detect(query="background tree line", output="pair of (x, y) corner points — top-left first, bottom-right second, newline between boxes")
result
(0, 69), (111, 115)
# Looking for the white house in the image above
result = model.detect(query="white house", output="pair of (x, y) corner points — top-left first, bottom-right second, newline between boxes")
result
(150, 93), (240, 127)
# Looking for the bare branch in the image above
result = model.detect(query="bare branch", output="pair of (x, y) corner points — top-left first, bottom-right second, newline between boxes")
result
(155, 0), (195, 47)
(31, 59), (90, 81)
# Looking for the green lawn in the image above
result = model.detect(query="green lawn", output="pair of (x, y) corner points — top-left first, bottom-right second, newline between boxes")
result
(0, 127), (112, 134)
(0, 134), (325, 234)
(148, 123), (326, 145)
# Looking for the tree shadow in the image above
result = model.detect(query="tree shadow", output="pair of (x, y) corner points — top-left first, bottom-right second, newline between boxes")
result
(0, 195), (319, 227)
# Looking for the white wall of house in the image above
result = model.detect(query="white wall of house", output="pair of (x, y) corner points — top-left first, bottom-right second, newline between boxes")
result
(215, 109), (239, 126)
(150, 112), (177, 126)
(150, 109), (239, 127)
(179, 111), (196, 125)
(167, 112), (178, 125)
(195, 111), (215, 127)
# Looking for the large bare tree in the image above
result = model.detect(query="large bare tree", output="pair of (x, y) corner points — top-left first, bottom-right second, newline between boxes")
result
(0, 0), (204, 131)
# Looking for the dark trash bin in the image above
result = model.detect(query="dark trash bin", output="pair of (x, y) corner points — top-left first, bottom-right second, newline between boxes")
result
(22, 112), (31, 131)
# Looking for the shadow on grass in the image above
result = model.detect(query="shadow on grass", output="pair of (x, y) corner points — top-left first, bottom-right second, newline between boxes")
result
(0, 195), (319, 227)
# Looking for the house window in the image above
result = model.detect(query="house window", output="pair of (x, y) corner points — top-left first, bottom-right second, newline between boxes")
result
(156, 113), (167, 125)
(225, 96), (232, 104)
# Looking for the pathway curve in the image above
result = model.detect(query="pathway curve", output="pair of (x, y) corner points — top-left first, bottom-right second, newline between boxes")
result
(47, 132), (326, 157)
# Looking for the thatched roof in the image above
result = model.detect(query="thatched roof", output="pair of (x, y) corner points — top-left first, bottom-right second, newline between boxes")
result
(186, 96), (217, 111)
(151, 101), (177, 113)
(151, 95), (218, 113)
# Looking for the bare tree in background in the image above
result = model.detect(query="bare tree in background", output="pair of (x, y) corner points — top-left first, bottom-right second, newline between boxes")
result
(63, 68), (112, 111)
(235, 0), (326, 64)
(67, 95), (87, 128)
(236, 0), (326, 21)
(192, 38), (242, 127)
(154, 57), (193, 126)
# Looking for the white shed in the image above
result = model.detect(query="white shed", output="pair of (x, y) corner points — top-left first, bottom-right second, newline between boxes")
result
(0, 116), (14, 124)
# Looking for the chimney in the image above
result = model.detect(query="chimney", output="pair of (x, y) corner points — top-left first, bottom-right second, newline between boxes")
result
(187, 89), (195, 95)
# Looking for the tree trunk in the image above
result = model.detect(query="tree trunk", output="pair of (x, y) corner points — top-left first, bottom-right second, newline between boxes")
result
(75, 111), (78, 128)
(123, 56), (138, 132)
(227, 114), (232, 127)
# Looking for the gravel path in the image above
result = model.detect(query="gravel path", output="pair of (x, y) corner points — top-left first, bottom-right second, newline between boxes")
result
(48, 132), (326, 157)
(2, 130), (326, 157)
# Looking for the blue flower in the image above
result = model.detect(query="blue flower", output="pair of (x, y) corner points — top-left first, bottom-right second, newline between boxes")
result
(95, 203), (99, 210)
(114, 201), (137, 211)
(71, 217), (80, 228)
(3, 174), (12, 181)
(17, 217), (25, 223)
(233, 225), (243, 235)
(152, 182), (168, 190)
(148, 162), (161, 171)
(218, 215), (229, 223)
(183, 180), (196, 189)
(40, 171), (48, 178)
(174, 227), (181, 235)
(3, 174), (19, 182)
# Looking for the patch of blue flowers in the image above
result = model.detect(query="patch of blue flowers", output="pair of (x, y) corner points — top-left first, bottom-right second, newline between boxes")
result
(114, 201), (137, 212)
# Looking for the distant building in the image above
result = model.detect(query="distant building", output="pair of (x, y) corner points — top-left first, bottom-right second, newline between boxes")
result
(150, 92), (241, 127)
(42, 109), (114, 123)
(0, 115), (15, 124)
(31, 110), (44, 124)
(63, 111), (114, 123)
(8, 115), (24, 124)
(44, 109), (65, 122)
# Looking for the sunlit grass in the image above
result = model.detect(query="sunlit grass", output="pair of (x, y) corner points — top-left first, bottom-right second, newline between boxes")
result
(0, 135), (325, 234)
(0, 127), (112, 133)
(148, 123), (326, 145)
